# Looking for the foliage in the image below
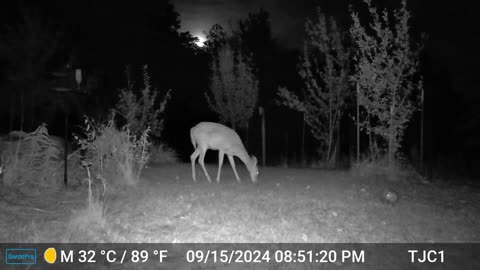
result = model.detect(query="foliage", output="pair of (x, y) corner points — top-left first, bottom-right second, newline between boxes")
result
(235, 8), (276, 105)
(204, 24), (227, 57)
(206, 10), (280, 118)
(148, 143), (178, 164)
(115, 65), (171, 139)
(1, 124), (63, 189)
(81, 161), (107, 210)
(206, 44), (259, 129)
(74, 112), (151, 185)
(350, 152), (424, 183)
(278, 8), (351, 162)
(0, 8), (59, 86)
(0, 8), (61, 131)
(350, 0), (423, 164)
(236, 8), (273, 54)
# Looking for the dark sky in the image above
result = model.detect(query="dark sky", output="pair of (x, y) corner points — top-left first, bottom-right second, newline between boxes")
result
(0, 0), (477, 95)
(173, 0), (323, 48)
(173, 0), (480, 96)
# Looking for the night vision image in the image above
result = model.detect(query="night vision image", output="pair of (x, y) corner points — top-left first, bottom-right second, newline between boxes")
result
(0, 0), (478, 264)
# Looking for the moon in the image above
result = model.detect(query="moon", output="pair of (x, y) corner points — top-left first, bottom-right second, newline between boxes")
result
(194, 33), (207, 47)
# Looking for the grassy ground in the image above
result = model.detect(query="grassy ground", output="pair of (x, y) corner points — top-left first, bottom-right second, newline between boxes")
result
(0, 163), (479, 243)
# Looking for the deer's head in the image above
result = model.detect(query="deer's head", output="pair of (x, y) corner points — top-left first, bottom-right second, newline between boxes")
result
(249, 156), (259, 183)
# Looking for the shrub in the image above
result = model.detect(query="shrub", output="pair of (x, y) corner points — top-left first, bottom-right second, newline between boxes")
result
(75, 112), (151, 186)
(350, 153), (423, 183)
(1, 124), (64, 191)
(116, 65), (170, 139)
(148, 143), (178, 164)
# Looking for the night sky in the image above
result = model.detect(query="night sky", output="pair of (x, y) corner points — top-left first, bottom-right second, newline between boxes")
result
(174, 0), (479, 96)
(1, 0), (478, 95)
(0, 1), (477, 91)
(174, 0), (319, 48)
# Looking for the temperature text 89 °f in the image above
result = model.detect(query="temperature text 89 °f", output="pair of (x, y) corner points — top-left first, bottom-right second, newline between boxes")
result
(58, 249), (168, 263)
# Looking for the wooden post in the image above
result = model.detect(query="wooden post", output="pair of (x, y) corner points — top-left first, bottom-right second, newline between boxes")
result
(336, 113), (340, 167)
(64, 104), (69, 187)
(420, 87), (424, 172)
(259, 107), (266, 167)
(301, 112), (305, 166)
(285, 133), (289, 164)
(356, 83), (360, 163)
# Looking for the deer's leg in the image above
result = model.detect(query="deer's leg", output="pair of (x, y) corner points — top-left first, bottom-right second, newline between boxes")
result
(190, 148), (201, 182)
(198, 149), (212, 183)
(227, 155), (241, 183)
(216, 150), (224, 183)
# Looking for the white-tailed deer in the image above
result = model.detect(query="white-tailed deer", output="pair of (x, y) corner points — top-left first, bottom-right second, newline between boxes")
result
(190, 122), (258, 183)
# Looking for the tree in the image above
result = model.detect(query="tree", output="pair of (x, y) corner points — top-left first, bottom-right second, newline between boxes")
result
(235, 9), (276, 106)
(278, 8), (351, 163)
(206, 44), (259, 130)
(0, 8), (60, 131)
(350, 0), (423, 165)
(204, 24), (227, 57)
(115, 65), (171, 139)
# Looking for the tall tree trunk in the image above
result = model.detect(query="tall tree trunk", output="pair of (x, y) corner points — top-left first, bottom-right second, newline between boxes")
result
(420, 87), (424, 173)
(327, 129), (333, 164)
(245, 121), (249, 149)
(368, 114), (373, 158)
(285, 133), (289, 165)
(261, 107), (266, 167)
(30, 89), (35, 130)
(9, 93), (14, 132)
(389, 86), (397, 167)
(20, 89), (25, 132)
(327, 78), (333, 163)
(63, 104), (69, 186)
(356, 83), (360, 163)
(336, 110), (341, 167)
(389, 104), (394, 166)
(301, 112), (305, 166)
(330, 143), (337, 167)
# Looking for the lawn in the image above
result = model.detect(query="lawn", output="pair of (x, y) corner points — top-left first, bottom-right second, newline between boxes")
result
(0, 163), (479, 243)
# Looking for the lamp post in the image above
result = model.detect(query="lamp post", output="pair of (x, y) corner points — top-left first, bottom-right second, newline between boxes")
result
(51, 68), (83, 187)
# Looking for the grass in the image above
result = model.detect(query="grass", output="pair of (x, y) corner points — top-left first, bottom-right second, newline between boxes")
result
(0, 163), (479, 243)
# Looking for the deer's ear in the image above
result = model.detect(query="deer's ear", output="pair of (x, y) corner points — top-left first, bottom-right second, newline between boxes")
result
(252, 156), (257, 165)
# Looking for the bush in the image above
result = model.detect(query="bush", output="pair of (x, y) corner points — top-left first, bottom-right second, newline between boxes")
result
(148, 143), (178, 164)
(1, 124), (64, 191)
(116, 65), (170, 139)
(75, 113), (151, 186)
(350, 154), (423, 183)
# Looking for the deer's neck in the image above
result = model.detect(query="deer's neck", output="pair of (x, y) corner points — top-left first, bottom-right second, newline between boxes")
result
(236, 148), (252, 169)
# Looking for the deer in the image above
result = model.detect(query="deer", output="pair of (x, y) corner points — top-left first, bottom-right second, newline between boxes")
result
(190, 122), (258, 183)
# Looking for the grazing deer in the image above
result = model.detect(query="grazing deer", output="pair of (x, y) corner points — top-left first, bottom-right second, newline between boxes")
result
(190, 122), (258, 183)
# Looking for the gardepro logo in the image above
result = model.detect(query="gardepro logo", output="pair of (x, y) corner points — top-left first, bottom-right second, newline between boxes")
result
(5, 248), (37, 265)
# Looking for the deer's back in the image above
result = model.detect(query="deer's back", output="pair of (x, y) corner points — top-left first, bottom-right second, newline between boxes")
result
(191, 122), (242, 151)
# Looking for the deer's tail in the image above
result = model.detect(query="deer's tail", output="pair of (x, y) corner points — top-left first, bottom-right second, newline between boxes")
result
(190, 128), (197, 149)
